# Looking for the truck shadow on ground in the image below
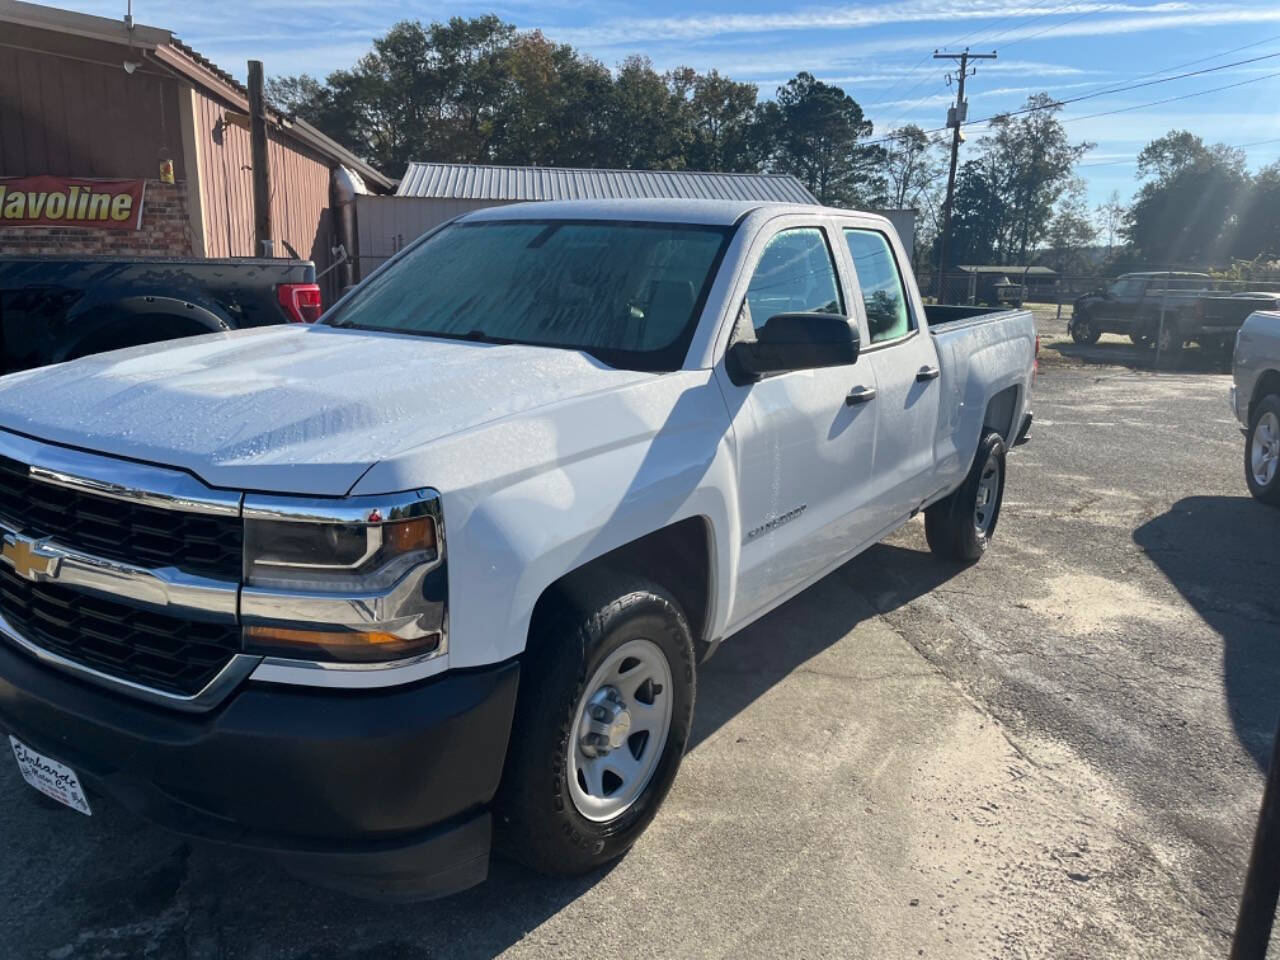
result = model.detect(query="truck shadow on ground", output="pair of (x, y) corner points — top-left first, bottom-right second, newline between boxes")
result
(1133, 496), (1280, 770)
(1046, 337), (1232, 375)
(689, 541), (961, 751)
(8, 542), (965, 960)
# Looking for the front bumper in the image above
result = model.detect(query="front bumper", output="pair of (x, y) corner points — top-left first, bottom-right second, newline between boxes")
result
(0, 640), (519, 899)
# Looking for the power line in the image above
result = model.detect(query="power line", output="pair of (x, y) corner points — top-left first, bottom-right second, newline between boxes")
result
(867, 49), (1280, 145)
(1077, 136), (1280, 168)
(1061, 70), (1280, 125)
(863, 0), (1064, 113)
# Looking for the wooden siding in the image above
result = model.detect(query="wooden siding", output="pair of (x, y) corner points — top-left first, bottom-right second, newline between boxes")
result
(0, 26), (186, 179)
(190, 88), (334, 269)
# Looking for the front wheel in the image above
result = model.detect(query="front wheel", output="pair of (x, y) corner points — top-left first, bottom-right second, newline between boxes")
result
(1246, 395), (1280, 505)
(925, 430), (1008, 562)
(1070, 312), (1101, 345)
(494, 573), (695, 876)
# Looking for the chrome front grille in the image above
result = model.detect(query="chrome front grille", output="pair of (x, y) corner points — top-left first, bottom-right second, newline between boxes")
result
(0, 431), (248, 708)
(0, 454), (242, 580)
(0, 564), (239, 697)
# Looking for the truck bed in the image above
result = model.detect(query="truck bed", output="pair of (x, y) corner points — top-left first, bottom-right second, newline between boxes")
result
(0, 256), (316, 374)
(924, 303), (1026, 328)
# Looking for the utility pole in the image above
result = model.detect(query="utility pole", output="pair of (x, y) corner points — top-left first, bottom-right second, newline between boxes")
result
(934, 48), (996, 301)
(247, 60), (274, 258)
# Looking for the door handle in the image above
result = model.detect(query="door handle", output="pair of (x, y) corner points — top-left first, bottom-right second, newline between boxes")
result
(916, 365), (941, 382)
(845, 386), (877, 406)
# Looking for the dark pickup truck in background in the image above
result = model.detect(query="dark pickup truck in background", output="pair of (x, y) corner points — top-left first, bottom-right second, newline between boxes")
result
(0, 257), (321, 375)
(1070, 271), (1280, 360)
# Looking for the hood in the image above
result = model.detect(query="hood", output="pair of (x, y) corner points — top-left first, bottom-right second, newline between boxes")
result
(0, 325), (655, 495)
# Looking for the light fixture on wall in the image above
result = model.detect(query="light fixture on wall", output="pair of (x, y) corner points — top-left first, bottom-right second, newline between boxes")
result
(122, 60), (139, 74)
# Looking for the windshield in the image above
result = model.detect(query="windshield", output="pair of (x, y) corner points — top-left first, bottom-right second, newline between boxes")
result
(326, 219), (734, 371)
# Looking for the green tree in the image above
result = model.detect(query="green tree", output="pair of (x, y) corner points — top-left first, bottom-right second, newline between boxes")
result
(1043, 178), (1098, 274)
(681, 69), (765, 172)
(1235, 161), (1280, 262)
(1125, 131), (1249, 265)
(947, 159), (1002, 266)
(1094, 190), (1126, 258)
(760, 73), (881, 206)
(603, 56), (689, 169)
(488, 32), (614, 166)
(980, 94), (1092, 263)
(878, 124), (944, 211)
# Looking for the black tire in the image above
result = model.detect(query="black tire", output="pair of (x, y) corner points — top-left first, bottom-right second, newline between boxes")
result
(1245, 394), (1280, 505)
(494, 571), (695, 876)
(1070, 311), (1101, 345)
(1129, 332), (1153, 348)
(925, 430), (1007, 562)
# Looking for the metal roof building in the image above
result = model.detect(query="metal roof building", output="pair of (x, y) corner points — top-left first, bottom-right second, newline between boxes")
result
(395, 163), (818, 204)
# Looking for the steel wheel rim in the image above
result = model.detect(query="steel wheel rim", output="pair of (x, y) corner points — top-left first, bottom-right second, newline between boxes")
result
(973, 452), (1001, 536)
(1253, 411), (1280, 487)
(567, 637), (673, 823)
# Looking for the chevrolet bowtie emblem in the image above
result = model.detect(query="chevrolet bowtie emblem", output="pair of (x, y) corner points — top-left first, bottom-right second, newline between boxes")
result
(0, 532), (61, 583)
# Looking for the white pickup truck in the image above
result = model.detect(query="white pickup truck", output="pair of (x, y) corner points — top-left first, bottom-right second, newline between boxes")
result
(0, 199), (1034, 898)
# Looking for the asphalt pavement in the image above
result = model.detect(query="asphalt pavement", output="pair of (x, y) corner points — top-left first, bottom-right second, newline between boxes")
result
(0, 317), (1274, 958)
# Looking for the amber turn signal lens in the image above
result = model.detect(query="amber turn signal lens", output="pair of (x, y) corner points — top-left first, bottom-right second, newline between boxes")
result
(386, 516), (436, 555)
(244, 625), (440, 662)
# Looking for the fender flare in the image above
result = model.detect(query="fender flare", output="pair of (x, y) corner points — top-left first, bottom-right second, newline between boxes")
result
(56, 295), (233, 363)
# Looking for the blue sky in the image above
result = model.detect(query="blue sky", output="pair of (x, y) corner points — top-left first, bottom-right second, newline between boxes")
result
(68, 0), (1280, 207)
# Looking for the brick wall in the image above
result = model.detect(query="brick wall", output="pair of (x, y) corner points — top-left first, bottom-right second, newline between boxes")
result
(0, 180), (195, 258)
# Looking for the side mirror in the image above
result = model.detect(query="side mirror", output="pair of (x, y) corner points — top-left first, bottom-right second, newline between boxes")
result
(728, 312), (859, 383)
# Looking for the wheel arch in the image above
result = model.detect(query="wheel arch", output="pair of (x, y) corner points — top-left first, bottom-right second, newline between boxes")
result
(528, 517), (715, 660)
(56, 295), (233, 363)
(982, 384), (1021, 447)
(1250, 369), (1280, 420)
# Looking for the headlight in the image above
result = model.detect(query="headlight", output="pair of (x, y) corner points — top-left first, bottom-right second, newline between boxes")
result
(244, 514), (437, 591)
(240, 491), (446, 664)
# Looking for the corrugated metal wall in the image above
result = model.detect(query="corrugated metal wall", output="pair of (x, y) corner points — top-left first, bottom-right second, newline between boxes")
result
(191, 87), (333, 266)
(396, 162), (818, 203)
(354, 196), (515, 276)
(0, 27), (186, 178)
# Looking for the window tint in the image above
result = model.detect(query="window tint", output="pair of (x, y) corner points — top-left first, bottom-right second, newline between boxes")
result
(741, 228), (842, 333)
(844, 229), (912, 344)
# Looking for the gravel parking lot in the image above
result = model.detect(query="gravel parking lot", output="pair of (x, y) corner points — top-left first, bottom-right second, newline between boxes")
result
(2, 315), (1274, 959)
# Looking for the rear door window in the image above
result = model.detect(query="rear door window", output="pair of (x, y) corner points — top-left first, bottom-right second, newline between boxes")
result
(843, 229), (912, 344)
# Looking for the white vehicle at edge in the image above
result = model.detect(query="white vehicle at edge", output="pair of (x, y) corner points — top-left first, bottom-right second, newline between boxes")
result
(0, 199), (1035, 898)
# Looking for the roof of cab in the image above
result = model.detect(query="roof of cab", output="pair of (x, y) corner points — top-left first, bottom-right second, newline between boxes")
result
(458, 197), (871, 227)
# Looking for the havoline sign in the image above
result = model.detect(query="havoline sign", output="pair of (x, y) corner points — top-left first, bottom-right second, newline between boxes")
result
(0, 176), (146, 230)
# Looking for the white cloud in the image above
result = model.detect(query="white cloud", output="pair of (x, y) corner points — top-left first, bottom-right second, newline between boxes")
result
(547, 1), (1194, 46)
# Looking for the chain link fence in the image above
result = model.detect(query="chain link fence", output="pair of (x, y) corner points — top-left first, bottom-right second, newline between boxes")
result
(917, 268), (1280, 311)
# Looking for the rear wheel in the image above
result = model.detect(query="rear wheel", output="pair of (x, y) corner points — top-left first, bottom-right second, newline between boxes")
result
(1245, 395), (1280, 505)
(925, 430), (1007, 562)
(1129, 332), (1153, 348)
(494, 573), (695, 875)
